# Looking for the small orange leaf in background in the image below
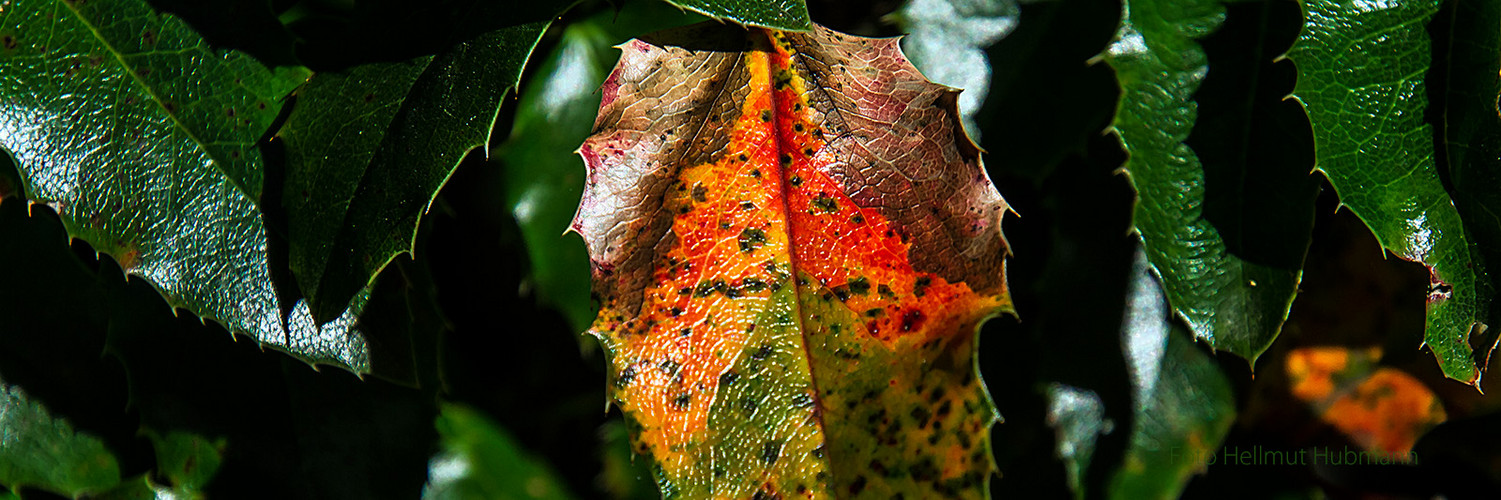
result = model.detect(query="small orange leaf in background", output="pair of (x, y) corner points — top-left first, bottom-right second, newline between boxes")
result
(1285, 347), (1446, 455)
(573, 23), (1012, 498)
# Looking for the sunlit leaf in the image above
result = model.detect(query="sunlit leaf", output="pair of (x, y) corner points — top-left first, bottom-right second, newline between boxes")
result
(576, 22), (1011, 497)
(1290, 0), (1493, 383)
(0, 0), (370, 371)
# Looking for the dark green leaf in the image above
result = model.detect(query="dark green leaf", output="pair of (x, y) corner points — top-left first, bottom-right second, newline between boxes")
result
(1440, 0), (1501, 374)
(1291, 0), (1493, 383)
(0, 380), (120, 497)
(281, 23), (551, 323)
(424, 403), (575, 500)
(501, 2), (702, 333)
(1105, 0), (1302, 362)
(659, 0), (811, 31)
(0, 0), (372, 371)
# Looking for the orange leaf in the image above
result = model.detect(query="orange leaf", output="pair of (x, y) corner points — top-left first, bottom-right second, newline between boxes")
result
(1285, 347), (1445, 456)
(573, 23), (1012, 498)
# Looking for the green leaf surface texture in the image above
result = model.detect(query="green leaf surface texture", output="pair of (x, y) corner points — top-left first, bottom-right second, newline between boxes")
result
(1441, 0), (1501, 371)
(0, 380), (120, 497)
(280, 22), (550, 322)
(659, 0), (811, 31)
(1106, 0), (1301, 362)
(501, 3), (701, 333)
(423, 403), (576, 500)
(1291, 0), (1493, 383)
(893, 0), (1018, 135)
(0, 0), (371, 371)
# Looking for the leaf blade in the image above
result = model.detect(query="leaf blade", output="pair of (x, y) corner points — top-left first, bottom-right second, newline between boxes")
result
(0, 0), (371, 371)
(1290, 0), (1493, 383)
(1106, 0), (1303, 362)
(281, 22), (551, 322)
(576, 23), (1010, 498)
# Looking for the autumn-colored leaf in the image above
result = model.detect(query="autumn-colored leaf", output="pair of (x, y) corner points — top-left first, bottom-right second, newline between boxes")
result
(1285, 347), (1446, 456)
(575, 22), (1012, 498)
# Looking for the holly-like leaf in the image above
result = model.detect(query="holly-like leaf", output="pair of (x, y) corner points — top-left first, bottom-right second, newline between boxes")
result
(1290, 0), (1493, 383)
(0, 0), (371, 371)
(1439, 0), (1501, 374)
(1285, 347), (1446, 455)
(575, 23), (1012, 498)
(501, 3), (704, 334)
(659, 0), (812, 31)
(1105, 0), (1304, 363)
(280, 22), (550, 323)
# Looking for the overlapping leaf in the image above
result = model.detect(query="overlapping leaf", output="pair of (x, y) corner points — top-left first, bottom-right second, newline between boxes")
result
(1440, 0), (1501, 376)
(501, 3), (703, 333)
(1105, 0), (1305, 363)
(576, 22), (1011, 498)
(0, 0), (369, 371)
(1290, 0), (1493, 383)
(280, 22), (550, 323)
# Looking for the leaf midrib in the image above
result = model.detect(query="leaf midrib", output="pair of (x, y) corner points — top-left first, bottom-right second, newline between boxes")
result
(58, 0), (260, 203)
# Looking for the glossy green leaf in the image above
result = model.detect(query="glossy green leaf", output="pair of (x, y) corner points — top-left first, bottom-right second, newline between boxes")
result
(0, 0), (372, 371)
(1291, 0), (1493, 383)
(1440, 0), (1501, 369)
(1105, 0), (1302, 362)
(281, 22), (551, 323)
(890, 0), (1018, 135)
(423, 403), (575, 500)
(500, 3), (702, 333)
(0, 380), (120, 497)
(658, 0), (810, 31)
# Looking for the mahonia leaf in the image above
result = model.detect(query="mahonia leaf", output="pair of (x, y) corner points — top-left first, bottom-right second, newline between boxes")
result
(1105, 0), (1302, 363)
(575, 23), (1012, 498)
(1439, 0), (1501, 375)
(1290, 0), (1493, 384)
(0, 0), (371, 371)
(280, 22), (550, 323)
(659, 0), (812, 31)
(501, 3), (704, 334)
(1285, 347), (1445, 456)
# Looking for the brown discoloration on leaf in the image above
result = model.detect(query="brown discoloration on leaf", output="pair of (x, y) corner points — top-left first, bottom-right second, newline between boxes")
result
(575, 22), (1010, 499)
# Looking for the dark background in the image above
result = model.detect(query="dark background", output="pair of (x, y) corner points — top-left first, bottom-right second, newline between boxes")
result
(3, 0), (1500, 498)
